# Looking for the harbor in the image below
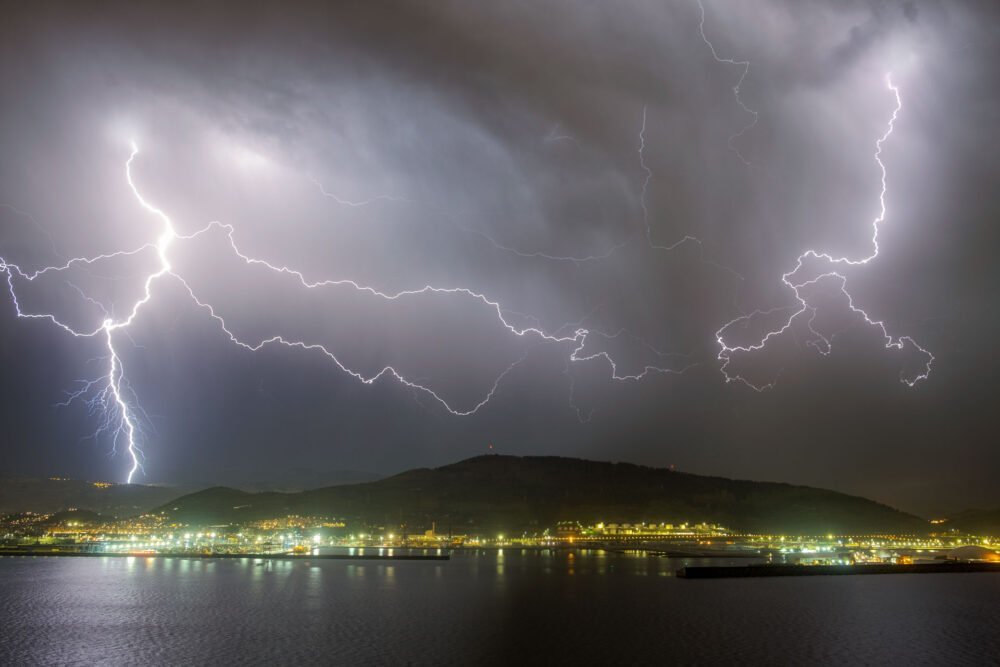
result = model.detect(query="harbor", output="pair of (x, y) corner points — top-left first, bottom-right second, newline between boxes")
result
(0, 547), (450, 561)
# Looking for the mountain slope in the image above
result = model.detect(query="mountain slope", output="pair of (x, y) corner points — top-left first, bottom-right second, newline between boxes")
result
(946, 509), (1000, 536)
(0, 475), (194, 517)
(156, 455), (929, 535)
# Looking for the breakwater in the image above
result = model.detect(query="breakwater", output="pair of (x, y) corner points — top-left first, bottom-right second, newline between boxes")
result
(677, 562), (1000, 578)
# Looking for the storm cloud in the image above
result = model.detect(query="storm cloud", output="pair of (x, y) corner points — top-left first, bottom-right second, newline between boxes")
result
(1, 0), (997, 515)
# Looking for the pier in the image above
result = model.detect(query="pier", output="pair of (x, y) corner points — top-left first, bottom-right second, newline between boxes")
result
(677, 562), (1000, 578)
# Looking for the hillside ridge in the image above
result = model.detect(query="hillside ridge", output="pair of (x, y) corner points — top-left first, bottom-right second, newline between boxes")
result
(154, 454), (929, 534)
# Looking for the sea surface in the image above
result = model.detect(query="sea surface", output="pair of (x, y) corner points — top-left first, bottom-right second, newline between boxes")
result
(1, 549), (997, 666)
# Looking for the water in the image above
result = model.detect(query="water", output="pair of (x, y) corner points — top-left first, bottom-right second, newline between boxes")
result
(1, 550), (997, 666)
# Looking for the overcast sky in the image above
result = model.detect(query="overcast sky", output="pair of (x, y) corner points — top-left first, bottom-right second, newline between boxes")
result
(1, 0), (997, 516)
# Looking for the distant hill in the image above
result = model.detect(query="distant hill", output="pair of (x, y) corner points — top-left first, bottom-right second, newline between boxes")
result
(946, 509), (1000, 536)
(0, 469), (381, 518)
(155, 455), (929, 535)
(0, 475), (193, 518)
(232, 469), (382, 493)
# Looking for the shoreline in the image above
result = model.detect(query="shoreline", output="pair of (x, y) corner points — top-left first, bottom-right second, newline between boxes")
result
(677, 562), (1000, 578)
(0, 550), (449, 561)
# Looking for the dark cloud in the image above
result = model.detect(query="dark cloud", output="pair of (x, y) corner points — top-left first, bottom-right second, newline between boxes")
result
(1, 0), (997, 516)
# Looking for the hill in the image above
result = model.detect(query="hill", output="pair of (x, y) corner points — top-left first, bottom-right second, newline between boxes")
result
(0, 474), (193, 518)
(946, 509), (1000, 536)
(233, 469), (382, 493)
(155, 455), (929, 535)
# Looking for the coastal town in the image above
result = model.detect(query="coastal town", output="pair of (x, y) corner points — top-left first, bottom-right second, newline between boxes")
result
(3, 509), (997, 569)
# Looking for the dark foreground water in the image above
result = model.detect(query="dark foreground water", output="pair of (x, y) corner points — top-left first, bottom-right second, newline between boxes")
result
(1, 549), (998, 666)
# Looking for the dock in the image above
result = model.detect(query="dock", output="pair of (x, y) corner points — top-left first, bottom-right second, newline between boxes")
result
(0, 549), (449, 561)
(677, 562), (1000, 578)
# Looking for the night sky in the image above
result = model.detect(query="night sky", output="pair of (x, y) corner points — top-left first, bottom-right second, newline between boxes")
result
(1, 1), (997, 516)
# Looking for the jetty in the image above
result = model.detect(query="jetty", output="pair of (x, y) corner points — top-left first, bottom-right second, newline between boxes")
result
(677, 562), (1000, 578)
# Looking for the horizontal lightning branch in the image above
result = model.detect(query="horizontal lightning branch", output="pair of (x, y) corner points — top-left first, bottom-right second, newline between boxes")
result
(0, 15), (933, 481)
(2, 134), (702, 478)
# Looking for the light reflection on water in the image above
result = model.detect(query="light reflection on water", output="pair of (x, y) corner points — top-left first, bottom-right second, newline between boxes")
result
(1, 550), (998, 665)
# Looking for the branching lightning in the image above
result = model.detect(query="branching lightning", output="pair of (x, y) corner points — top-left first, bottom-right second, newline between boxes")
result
(697, 0), (759, 166)
(0, 142), (176, 481)
(170, 219), (589, 416)
(7, 137), (691, 476)
(308, 175), (412, 208)
(637, 105), (746, 284)
(0, 6), (933, 481)
(715, 77), (934, 390)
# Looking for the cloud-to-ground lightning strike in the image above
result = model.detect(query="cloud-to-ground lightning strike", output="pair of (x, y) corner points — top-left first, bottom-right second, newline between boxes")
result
(5, 134), (702, 477)
(715, 77), (934, 390)
(0, 10), (933, 480)
(0, 147), (570, 478)
(0, 143), (175, 481)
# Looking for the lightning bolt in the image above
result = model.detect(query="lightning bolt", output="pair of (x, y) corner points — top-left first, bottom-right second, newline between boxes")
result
(544, 124), (582, 148)
(0, 142), (174, 481)
(11, 138), (683, 474)
(0, 11), (932, 480)
(202, 41), (751, 420)
(422, 101), (740, 410)
(463, 0), (762, 266)
(569, 328), (695, 382)
(697, 0), (759, 166)
(307, 175), (412, 208)
(638, 105), (746, 286)
(0, 203), (64, 261)
(168, 221), (581, 417)
(715, 76), (934, 390)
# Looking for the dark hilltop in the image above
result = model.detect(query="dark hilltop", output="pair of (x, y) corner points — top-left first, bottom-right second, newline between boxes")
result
(154, 455), (929, 535)
(0, 474), (189, 517)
